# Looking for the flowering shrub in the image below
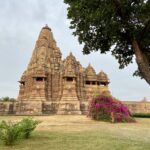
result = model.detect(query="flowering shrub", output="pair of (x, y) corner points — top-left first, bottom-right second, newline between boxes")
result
(88, 94), (135, 123)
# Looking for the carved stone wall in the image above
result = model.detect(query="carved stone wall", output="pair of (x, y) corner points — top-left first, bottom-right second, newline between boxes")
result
(0, 102), (15, 115)
(1, 101), (150, 115)
(124, 101), (150, 114)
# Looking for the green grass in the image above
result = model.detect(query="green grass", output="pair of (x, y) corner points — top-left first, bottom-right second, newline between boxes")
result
(0, 116), (150, 150)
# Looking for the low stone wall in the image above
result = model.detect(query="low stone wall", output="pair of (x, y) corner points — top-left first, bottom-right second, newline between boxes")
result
(0, 101), (150, 115)
(124, 101), (150, 114)
(0, 101), (16, 115)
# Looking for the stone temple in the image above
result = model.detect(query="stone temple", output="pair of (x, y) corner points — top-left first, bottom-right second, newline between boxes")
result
(16, 25), (110, 115)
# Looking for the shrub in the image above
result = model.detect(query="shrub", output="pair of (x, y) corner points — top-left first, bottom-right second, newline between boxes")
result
(132, 113), (150, 118)
(88, 94), (135, 123)
(20, 118), (40, 139)
(0, 118), (40, 146)
(0, 121), (22, 146)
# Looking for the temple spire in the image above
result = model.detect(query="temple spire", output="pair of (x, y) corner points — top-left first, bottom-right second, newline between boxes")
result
(42, 24), (51, 31)
(37, 24), (55, 48)
(27, 25), (61, 71)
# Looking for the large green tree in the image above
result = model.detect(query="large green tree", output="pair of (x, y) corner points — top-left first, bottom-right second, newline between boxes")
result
(64, 0), (150, 85)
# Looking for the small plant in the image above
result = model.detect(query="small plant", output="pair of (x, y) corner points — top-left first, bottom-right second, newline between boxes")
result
(0, 118), (40, 146)
(88, 93), (135, 123)
(20, 118), (40, 139)
(0, 121), (22, 146)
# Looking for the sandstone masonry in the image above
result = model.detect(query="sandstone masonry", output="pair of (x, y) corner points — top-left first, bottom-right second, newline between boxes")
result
(16, 25), (110, 115)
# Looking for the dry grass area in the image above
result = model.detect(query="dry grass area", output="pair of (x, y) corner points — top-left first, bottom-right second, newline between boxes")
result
(0, 115), (150, 150)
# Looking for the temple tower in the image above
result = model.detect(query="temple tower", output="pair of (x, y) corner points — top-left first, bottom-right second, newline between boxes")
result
(84, 64), (99, 100)
(57, 53), (81, 114)
(98, 70), (110, 94)
(16, 25), (61, 114)
(17, 25), (111, 115)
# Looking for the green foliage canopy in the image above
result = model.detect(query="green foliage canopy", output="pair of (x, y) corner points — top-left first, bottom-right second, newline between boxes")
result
(64, 0), (150, 83)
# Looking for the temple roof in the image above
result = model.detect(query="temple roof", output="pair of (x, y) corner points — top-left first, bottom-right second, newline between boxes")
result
(21, 25), (110, 84)
(37, 24), (56, 48)
(98, 70), (109, 83)
(26, 25), (61, 72)
(66, 52), (77, 62)
(62, 52), (78, 77)
(42, 24), (51, 31)
(85, 64), (96, 76)
(85, 64), (97, 80)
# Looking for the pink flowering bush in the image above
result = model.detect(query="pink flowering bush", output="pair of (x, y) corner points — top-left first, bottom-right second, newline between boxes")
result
(88, 94), (135, 123)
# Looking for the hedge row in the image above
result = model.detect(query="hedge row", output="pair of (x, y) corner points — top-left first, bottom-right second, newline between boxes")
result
(132, 113), (150, 118)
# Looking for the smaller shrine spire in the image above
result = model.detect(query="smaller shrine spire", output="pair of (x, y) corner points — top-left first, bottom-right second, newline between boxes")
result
(98, 70), (109, 85)
(69, 52), (73, 56)
(85, 63), (97, 81)
(88, 63), (92, 67)
(86, 63), (96, 75)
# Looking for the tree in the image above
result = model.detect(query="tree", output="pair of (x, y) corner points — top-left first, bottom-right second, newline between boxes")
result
(64, 0), (150, 85)
(0, 97), (16, 101)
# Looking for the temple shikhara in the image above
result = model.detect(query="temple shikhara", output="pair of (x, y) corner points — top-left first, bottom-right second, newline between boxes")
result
(16, 25), (110, 115)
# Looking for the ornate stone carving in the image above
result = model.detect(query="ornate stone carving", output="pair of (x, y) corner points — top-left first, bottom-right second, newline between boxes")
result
(16, 25), (110, 115)
(98, 70), (110, 86)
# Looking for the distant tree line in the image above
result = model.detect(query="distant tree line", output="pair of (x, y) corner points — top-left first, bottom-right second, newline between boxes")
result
(0, 97), (16, 102)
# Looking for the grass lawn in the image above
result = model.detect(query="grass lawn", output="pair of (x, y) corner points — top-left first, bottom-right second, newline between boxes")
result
(0, 115), (150, 150)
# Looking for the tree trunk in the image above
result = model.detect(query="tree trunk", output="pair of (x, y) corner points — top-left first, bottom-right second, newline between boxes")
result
(132, 39), (150, 85)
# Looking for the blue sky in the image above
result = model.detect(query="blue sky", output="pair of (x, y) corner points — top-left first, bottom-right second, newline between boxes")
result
(0, 0), (149, 101)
